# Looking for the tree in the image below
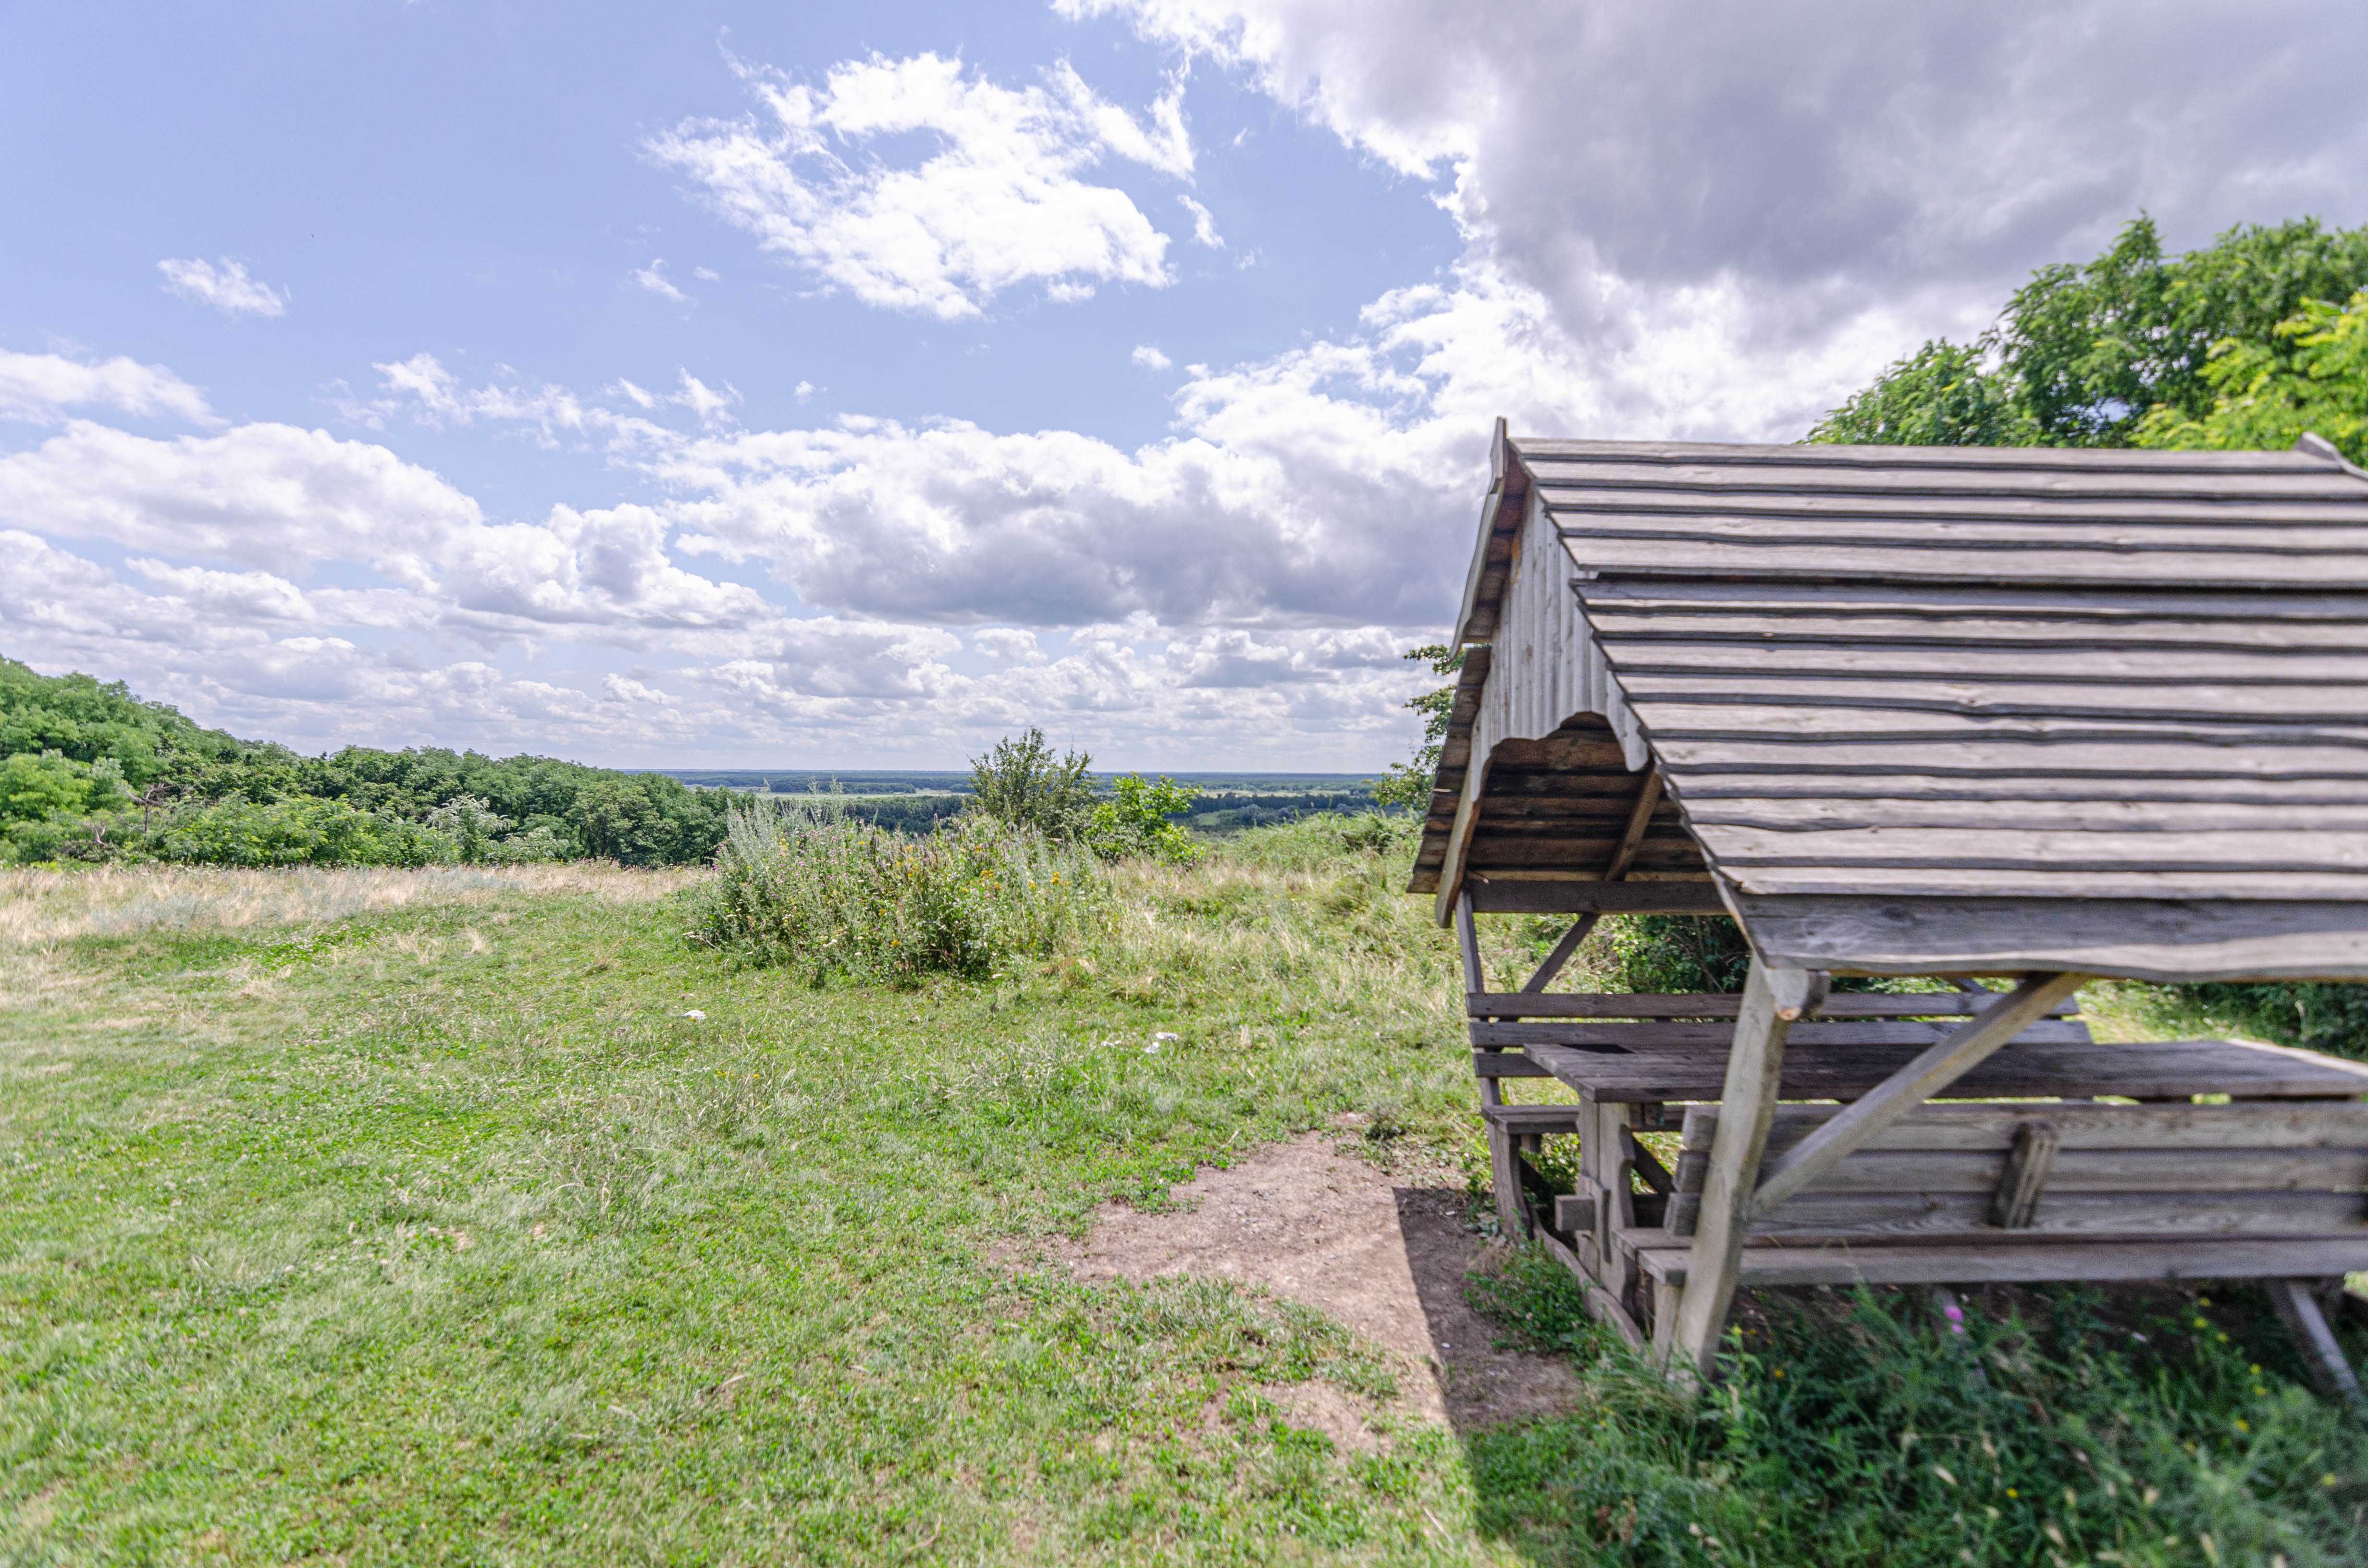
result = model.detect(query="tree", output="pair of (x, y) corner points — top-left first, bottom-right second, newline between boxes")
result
(1811, 216), (2368, 449)
(1371, 645), (1464, 811)
(2134, 290), (2368, 465)
(1807, 341), (2032, 447)
(965, 728), (1095, 840)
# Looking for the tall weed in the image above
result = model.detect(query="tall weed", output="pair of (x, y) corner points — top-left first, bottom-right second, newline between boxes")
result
(688, 800), (1105, 984)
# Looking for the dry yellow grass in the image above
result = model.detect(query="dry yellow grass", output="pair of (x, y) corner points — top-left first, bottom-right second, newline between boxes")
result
(0, 860), (702, 947)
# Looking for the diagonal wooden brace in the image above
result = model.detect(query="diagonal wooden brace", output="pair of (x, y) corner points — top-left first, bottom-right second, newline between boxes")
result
(1751, 972), (2089, 1214)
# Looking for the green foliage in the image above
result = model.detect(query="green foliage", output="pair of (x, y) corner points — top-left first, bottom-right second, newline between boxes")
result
(1807, 340), (2035, 446)
(2135, 289), (2368, 464)
(571, 773), (732, 867)
(688, 799), (1107, 984)
(1812, 214), (2368, 449)
(965, 727), (1096, 840)
(1464, 1264), (2368, 1568)
(1371, 643), (1465, 811)
(1086, 774), (1200, 863)
(0, 655), (722, 867)
(1600, 914), (1756, 994)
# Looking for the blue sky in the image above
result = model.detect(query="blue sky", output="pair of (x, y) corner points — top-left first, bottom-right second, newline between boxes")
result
(4, 0), (2363, 768)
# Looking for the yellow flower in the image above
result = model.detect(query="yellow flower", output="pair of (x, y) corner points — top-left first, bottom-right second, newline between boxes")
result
(2232, 1418), (2249, 1433)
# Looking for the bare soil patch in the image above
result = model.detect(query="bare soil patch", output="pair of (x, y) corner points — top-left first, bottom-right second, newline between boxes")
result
(1046, 1130), (1580, 1436)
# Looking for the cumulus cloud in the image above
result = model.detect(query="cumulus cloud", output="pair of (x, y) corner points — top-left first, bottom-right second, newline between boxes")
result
(1130, 343), (1173, 369)
(647, 51), (1196, 318)
(1177, 193), (1224, 247)
(1069, 0), (2368, 397)
(633, 258), (690, 302)
(157, 257), (290, 318)
(0, 350), (215, 426)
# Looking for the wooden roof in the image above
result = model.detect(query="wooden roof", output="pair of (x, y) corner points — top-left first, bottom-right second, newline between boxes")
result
(1412, 432), (2368, 982)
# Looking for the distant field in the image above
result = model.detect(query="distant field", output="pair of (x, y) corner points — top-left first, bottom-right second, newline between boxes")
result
(657, 771), (1388, 834)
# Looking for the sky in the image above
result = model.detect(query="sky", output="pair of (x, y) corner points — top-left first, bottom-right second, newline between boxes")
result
(3, 1), (2364, 771)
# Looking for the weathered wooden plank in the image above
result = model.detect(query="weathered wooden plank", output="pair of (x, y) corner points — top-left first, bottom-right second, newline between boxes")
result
(1618, 675), (2368, 725)
(1752, 974), (2090, 1213)
(1587, 611), (2368, 653)
(1466, 991), (2078, 1020)
(1697, 825), (2368, 874)
(1571, 546), (2368, 589)
(1631, 704), (2368, 748)
(1726, 1146), (2368, 1197)
(1607, 641), (2368, 684)
(1471, 1018), (2094, 1049)
(1726, 1100), (2368, 1154)
(1684, 797), (2368, 834)
(1750, 1188), (2368, 1240)
(1544, 491), (2368, 527)
(1577, 576), (2368, 623)
(1624, 1233), (2368, 1288)
(1728, 893), (2368, 985)
(1532, 459), (2366, 498)
(1668, 960), (1825, 1383)
(1463, 878), (1727, 915)
(1521, 1035), (2368, 1102)
(1480, 1102), (1587, 1134)
(1554, 512), (2368, 554)
(1520, 915), (1600, 994)
(1715, 865), (2368, 902)
(1513, 439), (2342, 473)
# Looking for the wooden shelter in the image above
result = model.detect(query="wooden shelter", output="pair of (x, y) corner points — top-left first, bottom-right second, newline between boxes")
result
(1414, 427), (2368, 1396)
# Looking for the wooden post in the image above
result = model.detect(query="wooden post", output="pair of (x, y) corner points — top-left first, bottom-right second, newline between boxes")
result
(2267, 1279), (2367, 1411)
(1665, 957), (1825, 1384)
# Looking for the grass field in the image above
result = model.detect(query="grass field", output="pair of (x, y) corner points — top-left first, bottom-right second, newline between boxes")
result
(4, 825), (2364, 1565)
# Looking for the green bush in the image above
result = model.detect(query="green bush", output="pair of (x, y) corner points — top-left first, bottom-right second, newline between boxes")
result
(155, 793), (395, 868)
(688, 801), (1106, 985)
(965, 727), (1095, 840)
(1086, 774), (1200, 863)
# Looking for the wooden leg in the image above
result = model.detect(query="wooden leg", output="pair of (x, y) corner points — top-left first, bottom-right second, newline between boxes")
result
(1666, 958), (1821, 1384)
(1651, 1277), (1684, 1361)
(1489, 1118), (1529, 1240)
(2268, 1278), (2367, 1411)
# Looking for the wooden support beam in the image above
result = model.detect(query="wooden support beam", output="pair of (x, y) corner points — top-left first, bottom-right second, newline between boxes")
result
(1520, 914), (1599, 994)
(1601, 766), (1664, 884)
(1988, 1120), (2060, 1229)
(1751, 972), (2089, 1213)
(1432, 758), (1495, 925)
(1665, 958), (1826, 1383)
(1465, 879), (1727, 916)
(1455, 891), (1484, 996)
(2266, 1279), (2367, 1411)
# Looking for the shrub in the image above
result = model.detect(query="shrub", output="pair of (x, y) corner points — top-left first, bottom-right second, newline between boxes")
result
(155, 793), (395, 868)
(1086, 774), (1199, 863)
(965, 728), (1095, 840)
(688, 800), (1105, 985)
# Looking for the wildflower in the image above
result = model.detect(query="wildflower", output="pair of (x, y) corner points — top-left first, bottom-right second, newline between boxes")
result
(2005, 1488), (2018, 1499)
(682, 1009), (706, 1020)
(2232, 1417), (2249, 1433)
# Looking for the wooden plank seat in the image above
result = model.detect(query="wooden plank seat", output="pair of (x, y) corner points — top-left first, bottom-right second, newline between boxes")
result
(1622, 1097), (2368, 1287)
(1479, 1034), (2368, 1104)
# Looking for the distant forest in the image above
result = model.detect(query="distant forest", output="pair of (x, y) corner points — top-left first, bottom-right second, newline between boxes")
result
(661, 769), (1382, 836)
(0, 657), (1388, 867)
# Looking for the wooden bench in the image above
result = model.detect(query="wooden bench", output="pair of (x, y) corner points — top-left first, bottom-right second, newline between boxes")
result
(1617, 1100), (2368, 1401)
(1466, 985), (2368, 1402)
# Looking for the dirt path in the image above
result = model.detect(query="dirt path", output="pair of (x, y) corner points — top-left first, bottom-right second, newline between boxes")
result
(1047, 1131), (1580, 1443)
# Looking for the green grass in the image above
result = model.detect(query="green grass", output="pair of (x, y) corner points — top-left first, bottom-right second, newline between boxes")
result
(3, 823), (2363, 1565)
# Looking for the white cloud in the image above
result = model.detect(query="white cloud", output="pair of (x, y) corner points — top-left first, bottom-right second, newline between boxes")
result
(604, 674), (671, 704)
(633, 259), (690, 303)
(1130, 344), (1173, 369)
(694, 265), (722, 282)
(1068, 0), (2368, 419)
(1178, 193), (1224, 247)
(0, 350), (215, 425)
(647, 52), (1196, 318)
(157, 257), (290, 318)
